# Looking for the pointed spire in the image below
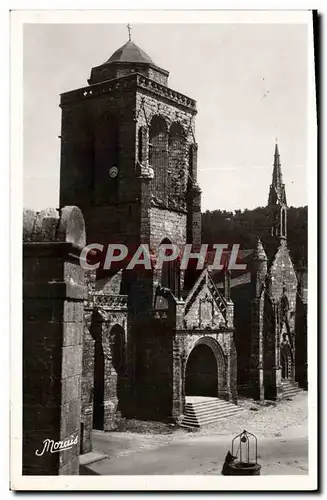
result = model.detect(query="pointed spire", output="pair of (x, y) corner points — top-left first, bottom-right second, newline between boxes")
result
(267, 142), (288, 244)
(272, 141), (283, 188)
(268, 141), (287, 206)
(254, 238), (267, 261)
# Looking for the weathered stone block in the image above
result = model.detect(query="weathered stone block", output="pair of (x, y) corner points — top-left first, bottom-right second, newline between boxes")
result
(62, 345), (83, 379)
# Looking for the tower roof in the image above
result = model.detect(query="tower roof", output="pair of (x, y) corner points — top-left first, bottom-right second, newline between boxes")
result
(253, 238), (268, 261)
(105, 40), (154, 65)
(268, 142), (287, 206)
(272, 142), (283, 188)
(88, 37), (168, 86)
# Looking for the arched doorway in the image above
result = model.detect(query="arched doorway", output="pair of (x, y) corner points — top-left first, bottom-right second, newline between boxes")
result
(184, 337), (226, 398)
(281, 344), (292, 379)
(185, 344), (217, 397)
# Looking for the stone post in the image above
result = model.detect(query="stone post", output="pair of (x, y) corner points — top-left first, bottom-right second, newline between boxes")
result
(250, 297), (265, 401)
(172, 300), (185, 421)
(23, 206), (86, 475)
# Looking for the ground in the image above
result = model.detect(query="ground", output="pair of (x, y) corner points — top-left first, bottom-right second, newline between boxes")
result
(81, 392), (308, 476)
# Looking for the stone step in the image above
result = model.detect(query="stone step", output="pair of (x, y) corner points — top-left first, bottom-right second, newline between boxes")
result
(184, 411), (240, 422)
(185, 399), (235, 409)
(183, 410), (243, 425)
(280, 381), (301, 399)
(282, 391), (300, 398)
(185, 402), (239, 413)
(181, 398), (245, 428)
(185, 405), (242, 418)
(282, 385), (300, 391)
(281, 380), (299, 387)
(181, 411), (243, 427)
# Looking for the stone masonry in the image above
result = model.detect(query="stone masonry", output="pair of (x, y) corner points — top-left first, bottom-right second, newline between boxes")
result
(22, 38), (308, 472)
(23, 206), (86, 475)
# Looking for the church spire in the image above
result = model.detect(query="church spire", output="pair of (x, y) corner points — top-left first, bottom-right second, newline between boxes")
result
(268, 142), (287, 243)
(272, 142), (283, 187)
(269, 141), (287, 206)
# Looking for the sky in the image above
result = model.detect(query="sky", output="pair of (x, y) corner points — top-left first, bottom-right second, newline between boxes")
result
(23, 22), (308, 212)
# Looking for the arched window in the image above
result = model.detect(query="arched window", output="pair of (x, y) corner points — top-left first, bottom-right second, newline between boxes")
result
(168, 122), (186, 198)
(138, 127), (144, 163)
(149, 116), (168, 201)
(281, 207), (287, 237)
(159, 238), (180, 297)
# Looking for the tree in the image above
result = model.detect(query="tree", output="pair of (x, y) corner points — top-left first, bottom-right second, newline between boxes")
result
(201, 206), (308, 269)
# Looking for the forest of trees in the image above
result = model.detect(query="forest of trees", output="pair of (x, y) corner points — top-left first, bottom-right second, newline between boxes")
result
(201, 206), (308, 269)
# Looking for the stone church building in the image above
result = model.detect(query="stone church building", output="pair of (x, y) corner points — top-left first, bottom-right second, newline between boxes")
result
(23, 36), (307, 472)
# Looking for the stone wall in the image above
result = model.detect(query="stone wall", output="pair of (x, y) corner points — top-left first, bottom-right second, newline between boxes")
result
(23, 206), (86, 475)
(149, 207), (187, 250)
(133, 313), (175, 421)
(295, 293), (308, 390)
(269, 242), (298, 319)
(81, 269), (129, 446)
(266, 242), (298, 399)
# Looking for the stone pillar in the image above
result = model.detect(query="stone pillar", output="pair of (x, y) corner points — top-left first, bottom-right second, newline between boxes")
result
(186, 181), (202, 249)
(263, 298), (282, 401)
(172, 301), (185, 420)
(250, 297), (264, 401)
(224, 271), (231, 301)
(229, 337), (238, 404)
(23, 206), (86, 475)
(101, 317), (119, 431)
(80, 307), (95, 454)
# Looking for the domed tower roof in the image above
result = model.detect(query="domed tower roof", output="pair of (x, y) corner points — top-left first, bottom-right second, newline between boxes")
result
(106, 40), (154, 65)
(88, 37), (169, 86)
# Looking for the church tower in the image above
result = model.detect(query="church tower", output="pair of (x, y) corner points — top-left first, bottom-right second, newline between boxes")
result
(268, 142), (288, 245)
(58, 32), (203, 431)
(59, 32), (200, 304)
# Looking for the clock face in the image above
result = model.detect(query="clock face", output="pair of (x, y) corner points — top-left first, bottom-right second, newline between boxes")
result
(109, 165), (118, 179)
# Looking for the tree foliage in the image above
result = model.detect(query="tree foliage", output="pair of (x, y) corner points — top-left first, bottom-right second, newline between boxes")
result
(201, 206), (308, 269)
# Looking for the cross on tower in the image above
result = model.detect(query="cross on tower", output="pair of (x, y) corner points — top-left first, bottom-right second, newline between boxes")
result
(126, 23), (132, 41)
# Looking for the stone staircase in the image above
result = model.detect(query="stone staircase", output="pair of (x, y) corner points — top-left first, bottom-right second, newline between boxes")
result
(281, 379), (301, 399)
(180, 396), (245, 428)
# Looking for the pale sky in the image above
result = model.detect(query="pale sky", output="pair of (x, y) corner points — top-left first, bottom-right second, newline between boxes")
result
(23, 22), (308, 211)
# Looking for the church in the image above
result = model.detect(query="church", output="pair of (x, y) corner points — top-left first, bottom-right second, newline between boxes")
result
(57, 35), (307, 452)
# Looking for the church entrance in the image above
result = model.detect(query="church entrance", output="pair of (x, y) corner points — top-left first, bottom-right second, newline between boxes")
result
(281, 345), (292, 380)
(185, 344), (218, 397)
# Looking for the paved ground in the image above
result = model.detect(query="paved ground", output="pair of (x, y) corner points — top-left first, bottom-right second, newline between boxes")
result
(82, 392), (308, 476)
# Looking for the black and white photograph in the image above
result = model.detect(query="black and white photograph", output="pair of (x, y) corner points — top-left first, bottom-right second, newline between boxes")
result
(10, 8), (317, 491)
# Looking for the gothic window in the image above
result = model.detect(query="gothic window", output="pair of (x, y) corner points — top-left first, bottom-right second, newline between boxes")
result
(168, 122), (186, 199)
(281, 207), (287, 237)
(159, 238), (180, 297)
(149, 116), (168, 201)
(138, 127), (144, 163)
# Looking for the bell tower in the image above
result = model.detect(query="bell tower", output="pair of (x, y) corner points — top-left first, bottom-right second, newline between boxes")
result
(59, 32), (200, 301)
